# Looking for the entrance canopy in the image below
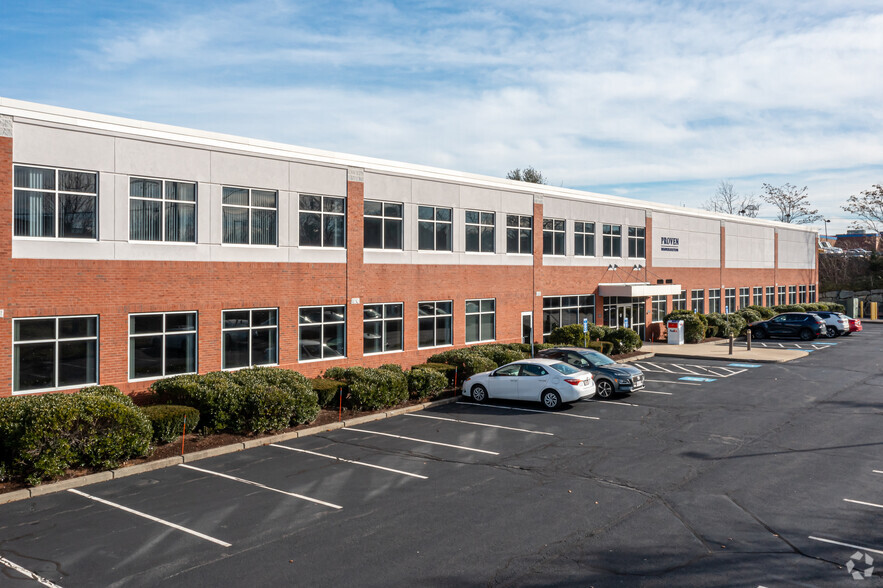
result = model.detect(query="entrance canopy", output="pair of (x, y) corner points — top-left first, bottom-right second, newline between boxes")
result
(598, 282), (682, 297)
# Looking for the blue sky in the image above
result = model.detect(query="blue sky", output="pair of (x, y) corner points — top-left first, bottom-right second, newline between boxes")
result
(2, 0), (882, 236)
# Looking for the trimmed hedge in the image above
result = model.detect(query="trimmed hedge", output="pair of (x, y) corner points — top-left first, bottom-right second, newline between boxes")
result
(324, 366), (409, 411)
(747, 305), (776, 319)
(0, 387), (152, 485)
(407, 368), (447, 400)
(468, 344), (527, 366)
(773, 304), (806, 313)
(664, 310), (708, 343)
(735, 308), (762, 325)
(310, 378), (344, 408)
(602, 327), (642, 354)
(427, 349), (497, 382)
(412, 363), (458, 387)
(140, 405), (200, 444)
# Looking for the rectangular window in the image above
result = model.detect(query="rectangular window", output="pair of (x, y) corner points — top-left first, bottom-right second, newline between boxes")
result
(465, 299), (496, 343)
(627, 226), (646, 258)
(542, 295), (595, 340)
(651, 295), (667, 322)
(574, 222), (595, 256)
(465, 210), (495, 253)
(809, 285), (816, 303)
(739, 287), (750, 310)
(766, 286), (776, 307)
(130, 178), (196, 242)
(300, 195), (345, 247)
(799, 285), (807, 304)
(364, 200), (403, 250)
(542, 218), (566, 255)
(708, 289), (721, 314)
(672, 290), (687, 311)
(222, 187), (277, 245)
(14, 165), (97, 239)
(691, 289), (705, 314)
(753, 287), (763, 306)
(363, 303), (403, 354)
(418, 301), (453, 348)
(299, 306), (345, 360)
(223, 308), (279, 369)
(725, 288), (736, 313)
(789, 286), (797, 304)
(129, 312), (197, 380)
(13, 316), (98, 393)
(778, 286), (787, 305)
(417, 206), (452, 251)
(602, 224), (622, 257)
(506, 214), (533, 254)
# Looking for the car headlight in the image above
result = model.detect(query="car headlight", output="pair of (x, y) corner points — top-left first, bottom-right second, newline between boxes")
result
(616, 377), (630, 383)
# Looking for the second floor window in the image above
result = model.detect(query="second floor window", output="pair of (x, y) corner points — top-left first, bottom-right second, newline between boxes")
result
(222, 187), (277, 245)
(418, 206), (452, 251)
(506, 214), (533, 254)
(543, 218), (566, 255)
(364, 200), (403, 249)
(300, 195), (345, 247)
(628, 227), (645, 258)
(130, 178), (196, 242)
(574, 222), (595, 256)
(14, 165), (97, 239)
(465, 210), (495, 252)
(603, 224), (622, 257)
(740, 287), (750, 309)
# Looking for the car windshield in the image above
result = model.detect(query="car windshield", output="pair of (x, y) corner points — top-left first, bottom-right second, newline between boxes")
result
(578, 350), (615, 366)
(550, 362), (580, 375)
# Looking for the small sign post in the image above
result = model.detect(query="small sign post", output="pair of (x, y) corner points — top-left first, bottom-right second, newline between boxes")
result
(583, 318), (589, 347)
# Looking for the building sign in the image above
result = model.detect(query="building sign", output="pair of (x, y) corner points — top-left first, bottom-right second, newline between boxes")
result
(660, 236), (680, 252)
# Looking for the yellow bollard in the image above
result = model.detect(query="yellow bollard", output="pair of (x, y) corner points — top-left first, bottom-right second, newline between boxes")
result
(872, 302), (878, 320)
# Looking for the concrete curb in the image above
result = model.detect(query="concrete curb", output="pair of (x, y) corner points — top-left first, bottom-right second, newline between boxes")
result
(617, 352), (654, 363)
(1, 396), (460, 504)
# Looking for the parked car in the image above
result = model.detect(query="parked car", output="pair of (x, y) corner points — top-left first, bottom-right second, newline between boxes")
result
(462, 358), (595, 409)
(536, 347), (644, 398)
(812, 311), (851, 338)
(846, 316), (862, 335)
(749, 313), (826, 340)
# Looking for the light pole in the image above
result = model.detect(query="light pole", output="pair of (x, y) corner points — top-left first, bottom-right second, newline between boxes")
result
(824, 219), (831, 241)
(784, 213), (791, 223)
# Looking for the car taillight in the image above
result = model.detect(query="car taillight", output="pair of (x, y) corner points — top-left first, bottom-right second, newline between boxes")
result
(564, 378), (581, 385)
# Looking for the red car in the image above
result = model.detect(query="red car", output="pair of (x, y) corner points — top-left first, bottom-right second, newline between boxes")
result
(846, 317), (862, 335)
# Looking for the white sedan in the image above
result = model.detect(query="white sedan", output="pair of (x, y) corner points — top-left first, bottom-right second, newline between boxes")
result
(462, 358), (596, 409)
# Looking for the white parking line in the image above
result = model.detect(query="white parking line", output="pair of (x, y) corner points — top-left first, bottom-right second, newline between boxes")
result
(669, 364), (702, 375)
(874, 470), (883, 475)
(269, 444), (428, 479)
(456, 401), (600, 420)
(178, 464), (342, 509)
(67, 488), (233, 547)
(585, 399), (641, 407)
(635, 389), (673, 395)
(844, 498), (883, 509)
(0, 556), (64, 588)
(643, 362), (676, 373)
(808, 535), (883, 556)
(343, 427), (500, 454)
(406, 413), (554, 435)
(645, 378), (701, 386)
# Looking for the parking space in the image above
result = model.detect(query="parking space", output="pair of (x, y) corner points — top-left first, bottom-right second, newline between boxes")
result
(736, 339), (839, 351)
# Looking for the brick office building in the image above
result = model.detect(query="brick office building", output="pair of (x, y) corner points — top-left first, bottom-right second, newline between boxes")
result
(0, 98), (818, 398)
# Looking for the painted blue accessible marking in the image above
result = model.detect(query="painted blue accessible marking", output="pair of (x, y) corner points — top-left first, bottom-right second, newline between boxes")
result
(728, 363), (762, 368)
(810, 341), (837, 346)
(679, 376), (717, 382)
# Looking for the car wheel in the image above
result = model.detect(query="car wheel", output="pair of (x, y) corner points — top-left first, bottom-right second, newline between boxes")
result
(753, 328), (765, 340)
(596, 379), (615, 399)
(799, 328), (814, 341)
(471, 384), (488, 403)
(541, 390), (562, 410)
(826, 326), (837, 338)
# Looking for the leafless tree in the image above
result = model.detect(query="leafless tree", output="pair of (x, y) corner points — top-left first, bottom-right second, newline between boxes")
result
(506, 167), (546, 184)
(761, 183), (823, 224)
(842, 184), (883, 233)
(701, 180), (761, 217)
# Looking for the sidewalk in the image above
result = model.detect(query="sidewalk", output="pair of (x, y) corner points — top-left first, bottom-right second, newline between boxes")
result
(637, 339), (808, 363)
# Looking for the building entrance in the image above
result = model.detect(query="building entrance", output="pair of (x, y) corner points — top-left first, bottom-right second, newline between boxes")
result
(603, 297), (647, 340)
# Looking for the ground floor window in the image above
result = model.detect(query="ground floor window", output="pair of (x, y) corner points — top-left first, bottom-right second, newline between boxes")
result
(691, 289), (705, 314)
(299, 306), (345, 361)
(672, 290), (687, 311)
(739, 287), (750, 310)
(778, 286), (787, 305)
(766, 287), (776, 307)
(753, 287), (763, 306)
(708, 289), (721, 314)
(799, 285), (807, 304)
(363, 303), (403, 354)
(129, 312), (197, 379)
(651, 295), (667, 322)
(418, 301), (453, 348)
(809, 285), (816, 303)
(465, 299), (495, 343)
(602, 296), (646, 340)
(223, 308), (279, 368)
(13, 316), (98, 393)
(725, 288), (736, 313)
(789, 286), (797, 304)
(542, 295), (595, 341)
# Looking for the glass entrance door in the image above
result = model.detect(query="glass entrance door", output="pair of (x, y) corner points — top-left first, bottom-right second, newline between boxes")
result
(521, 312), (533, 344)
(616, 305), (632, 329)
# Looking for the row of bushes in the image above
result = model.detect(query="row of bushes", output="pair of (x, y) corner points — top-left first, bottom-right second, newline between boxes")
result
(546, 323), (641, 355)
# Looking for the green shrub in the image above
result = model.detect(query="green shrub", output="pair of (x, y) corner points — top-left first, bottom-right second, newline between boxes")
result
(140, 405), (200, 444)
(427, 349), (497, 382)
(706, 312), (747, 337)
(412, 363), (458, 387)
(773, 304), (806, 313)
(735, 308), (762, 325)
(664, 310), (708, 343)
(80, 385), (130, 402)
(548, 323), (587, 346)
(231, 366), (319, 426)
(747, 305), (776, 319)
(469, 343), (526, 365)
(827, 302), (846, 313)
(705, 325), (718, 338)
(597, 340), (615, 355)
(325, 367), (409, 411)
(407, 368), (447, 400)
(378, 363), (405, 374)
(311, 378), (344, 407)
(602, 327), (642, 354)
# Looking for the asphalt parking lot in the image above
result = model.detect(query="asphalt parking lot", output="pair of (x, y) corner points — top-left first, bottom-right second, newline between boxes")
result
(1, 326), (881, 586)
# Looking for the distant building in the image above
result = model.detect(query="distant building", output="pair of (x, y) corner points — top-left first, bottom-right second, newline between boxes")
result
(834, 230), (882, 252)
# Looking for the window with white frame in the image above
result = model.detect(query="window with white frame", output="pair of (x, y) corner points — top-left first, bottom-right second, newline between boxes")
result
(739, 287), (750, 309)
(602, 224), (622, 257)
(299, 306), (346, 360)
(651, 295), (667, 322)
(799, 285), (807, 304)
(129, 312), (197, 379)
(766, 286), (776, 307)
(542, 295), (595, 340)
(809, 285), (816, 303)
(465, 210), (495, 253)
(628, 227), (646, 258)
(222, 187), (277, 245)
(691, 289), (705, 314)
(789, 285), (797, 304)
(725, 288), (736, 313)
(130, 178), (196, 242)
(13, 316), (98, 393)
(672, 290), (687, 311)
(506, 215), (533, 254)
(418, 206), (452, 251)
(300, 195), (345, 247)
(708, 289), (721, 314)
(466, 299), (495, 343)
(364, 200), (403, 250)
(14, 165), (97, 239)
(574, 222), (595, 256)
(543, 218), (566, 255)
(363, 303), (403, 354)
(753, 287), (763, 306)
(778, 286), (787, 305)
(418, 301), (453, 348)
(222, 308), (278, 369)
